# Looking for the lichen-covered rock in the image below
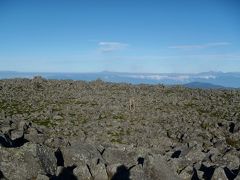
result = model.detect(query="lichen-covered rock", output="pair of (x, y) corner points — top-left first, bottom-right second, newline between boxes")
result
(36, 174), (49, 180)
(0, 143), (42, 180)
(10, 130), (24, 140)
(212, 167), (228, 180)
(36, 144), (57, 176)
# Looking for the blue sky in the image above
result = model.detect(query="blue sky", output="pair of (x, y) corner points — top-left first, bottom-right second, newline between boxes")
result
(0, 0), (239, 73)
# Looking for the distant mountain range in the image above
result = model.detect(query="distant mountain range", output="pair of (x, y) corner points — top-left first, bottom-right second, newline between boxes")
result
(0, 71), (240, 88)
(183, 82), (226, 89)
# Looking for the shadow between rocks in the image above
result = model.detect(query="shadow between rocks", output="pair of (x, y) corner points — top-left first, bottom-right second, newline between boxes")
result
(229, 122), (235, 133)
(191, 167), (200, 180)
(49, 165), (78, 180)
(224, 167), (239, 180)
(0, 170), (5, 179)
(47, 148), (78, 180)
(111, 165), (136, 180)
(171, 150), (181, 158)
(199, 164), (216, 180)
(0, 133), (29, 148)
(137, 157), (144, 167)
(55, 148), (65, 167)
(12, 135), (29, 147)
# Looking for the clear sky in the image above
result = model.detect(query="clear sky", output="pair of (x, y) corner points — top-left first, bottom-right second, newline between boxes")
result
(0, 0), (239, 73)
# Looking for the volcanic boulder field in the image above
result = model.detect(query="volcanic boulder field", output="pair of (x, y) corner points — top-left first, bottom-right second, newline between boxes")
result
(0, 77), (240, 180)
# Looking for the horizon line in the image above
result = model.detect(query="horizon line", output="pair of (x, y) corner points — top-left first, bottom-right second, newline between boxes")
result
(0, 70), (238, 75)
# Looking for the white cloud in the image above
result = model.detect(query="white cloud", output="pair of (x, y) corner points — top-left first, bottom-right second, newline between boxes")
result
(197, 75), (216, 79)
(98, 41), (128, 52)
(168, 42), (231, 50)
(121, 74), (190, 81)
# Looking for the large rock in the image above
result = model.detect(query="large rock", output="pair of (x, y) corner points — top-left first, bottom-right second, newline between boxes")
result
(36, 144), (57, 176)
(223, 152), (240, 170)
(10, 130), (24, 141)
(212, 167), (228, 180)
(0, 143), (42, 180)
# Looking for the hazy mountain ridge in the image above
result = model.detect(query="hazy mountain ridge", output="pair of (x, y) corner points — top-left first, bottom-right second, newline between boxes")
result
(183, 82), (226, 89)
(0, 71), (240, 88)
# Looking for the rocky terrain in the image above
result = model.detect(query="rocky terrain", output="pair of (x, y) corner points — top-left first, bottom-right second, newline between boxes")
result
(0, 77), (240, 180)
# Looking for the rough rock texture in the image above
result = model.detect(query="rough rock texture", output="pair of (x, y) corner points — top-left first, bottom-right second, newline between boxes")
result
(0, 77), (240, 179)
